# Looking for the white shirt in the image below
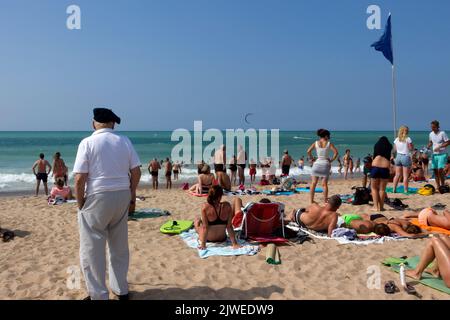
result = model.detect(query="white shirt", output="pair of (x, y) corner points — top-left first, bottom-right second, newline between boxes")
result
(73, 128), (141, 195)
(429, 131), (449, 154)
(394, 137), (412, 155)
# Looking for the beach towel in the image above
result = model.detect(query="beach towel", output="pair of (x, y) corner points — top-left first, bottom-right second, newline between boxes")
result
(130, 208), (171, 219)
(383, 256), (450, 295)
(385, 186), (418, 195)
(295, 187), (323, 193)
(410, 218), (450, 236)
(261, 190), (296, 196)
(187, 191), (208, 197)
(339, 194), (354, 203)
(286, 223), (407, 246)
(179, 229), (259, 259)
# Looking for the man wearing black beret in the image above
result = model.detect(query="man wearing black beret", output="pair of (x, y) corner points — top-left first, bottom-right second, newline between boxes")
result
(73, 107), (141, 300)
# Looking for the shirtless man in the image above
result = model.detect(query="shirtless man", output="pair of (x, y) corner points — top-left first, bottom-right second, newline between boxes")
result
(148, 158), (161, 190)
(287, 195), (342, 237)
(164, 158), (172, 189)
(32, 153), (52, 196)
(173, 162), (181, 181)
(281, 150), (294, 176)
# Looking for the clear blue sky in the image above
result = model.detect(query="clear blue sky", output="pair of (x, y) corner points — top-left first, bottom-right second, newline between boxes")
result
(1, 0), (449, 131)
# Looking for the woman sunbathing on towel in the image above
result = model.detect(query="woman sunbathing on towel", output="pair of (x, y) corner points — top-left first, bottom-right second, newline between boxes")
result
(194, 185), (241, 250)
(189, 164), (216, 194)
(405, 235), (450, 288)
(403, 209), (450, 230)
(360, 213), (424, 237)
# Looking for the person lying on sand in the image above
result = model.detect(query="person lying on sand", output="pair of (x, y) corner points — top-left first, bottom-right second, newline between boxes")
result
(403, 208), (450, 230)
(359, 213), (424, 237)
(338, 214), (375, 234)
(194, 185), (241, 250)
(286, 195), (342, 237)
(405, 235), (450, 288)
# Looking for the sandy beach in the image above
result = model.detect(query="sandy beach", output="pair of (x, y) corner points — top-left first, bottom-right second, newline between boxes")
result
(0, 177), (449, 300)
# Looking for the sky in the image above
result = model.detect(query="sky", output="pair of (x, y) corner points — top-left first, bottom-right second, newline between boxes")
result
(0, 0), (449, 131)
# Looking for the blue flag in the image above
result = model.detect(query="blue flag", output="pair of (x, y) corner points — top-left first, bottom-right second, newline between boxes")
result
(371, 14), (394, 65)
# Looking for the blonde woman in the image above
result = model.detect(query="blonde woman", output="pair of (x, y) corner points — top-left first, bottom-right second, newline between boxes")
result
(392, 126), (414, 193)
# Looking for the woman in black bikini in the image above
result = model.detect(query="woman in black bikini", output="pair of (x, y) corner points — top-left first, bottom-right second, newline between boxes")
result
(370, 137), (393, 211)
(194, 185), (241, 250)
(361, 213), (423, 237)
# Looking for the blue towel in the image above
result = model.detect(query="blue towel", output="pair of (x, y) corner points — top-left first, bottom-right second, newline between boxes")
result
(295, 187), (323, 193)
(261, 190), (295, 196)
(179, 229), (260, 259)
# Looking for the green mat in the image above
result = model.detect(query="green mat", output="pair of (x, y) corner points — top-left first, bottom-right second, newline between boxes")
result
(385, 187), (418, 195)
(383, 256), (450, 294)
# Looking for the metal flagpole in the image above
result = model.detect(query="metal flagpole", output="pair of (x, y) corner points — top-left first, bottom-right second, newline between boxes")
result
(390, 13), (397, 139)
(392, 64), (397, 139)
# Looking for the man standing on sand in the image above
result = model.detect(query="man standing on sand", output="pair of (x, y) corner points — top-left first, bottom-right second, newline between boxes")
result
(427, 120), (449, 189)
(164, 157), (172, 189)
(214, 145), (226, 178)
(237, 145), (247, 186)
(32, 153), (52, 196)
(73, 108), (141, 300)
(148, 158), (161, 190)
(281, 150), (294, 176)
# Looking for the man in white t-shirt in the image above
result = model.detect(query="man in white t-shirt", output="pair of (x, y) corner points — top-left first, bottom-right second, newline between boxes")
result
(427, 120), (449, 189)
(73, 108), (141, 300)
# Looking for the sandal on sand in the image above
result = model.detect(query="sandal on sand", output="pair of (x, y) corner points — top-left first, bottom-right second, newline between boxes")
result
(384, 281), (399, 294)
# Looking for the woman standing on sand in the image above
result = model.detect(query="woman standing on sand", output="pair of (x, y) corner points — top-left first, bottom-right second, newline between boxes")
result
(307, 129), (338, 204)
(370, 136), (393, 211)
(392, 126), (414, 193)
(52, 152), (68, 186)
(343, 149), (353, 180)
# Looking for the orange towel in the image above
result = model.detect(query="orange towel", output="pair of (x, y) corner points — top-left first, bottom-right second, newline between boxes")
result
(411, 218), (450, 236)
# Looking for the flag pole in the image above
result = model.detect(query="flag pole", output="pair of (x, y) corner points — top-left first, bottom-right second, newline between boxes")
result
(392, 64), (397, 139)
(390, 13), (397, 139)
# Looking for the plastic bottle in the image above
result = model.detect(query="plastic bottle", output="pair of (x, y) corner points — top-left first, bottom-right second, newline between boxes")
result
(399, 263), (406, 287)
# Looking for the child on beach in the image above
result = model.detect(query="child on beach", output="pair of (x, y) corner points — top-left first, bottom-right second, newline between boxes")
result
(249, 159), (257, 184)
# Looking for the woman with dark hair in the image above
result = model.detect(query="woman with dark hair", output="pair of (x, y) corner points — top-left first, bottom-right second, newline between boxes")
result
(52, 152), (68, 186)
(307, 129), (339, 204)
(194, 185), (240, 250)
(370, 136), (393, 211)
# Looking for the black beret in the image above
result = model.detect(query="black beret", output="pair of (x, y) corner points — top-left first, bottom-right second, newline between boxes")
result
(93, 108), (121, 124)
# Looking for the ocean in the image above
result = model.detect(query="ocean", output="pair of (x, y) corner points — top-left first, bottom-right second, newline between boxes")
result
(0, 131), (432, 193)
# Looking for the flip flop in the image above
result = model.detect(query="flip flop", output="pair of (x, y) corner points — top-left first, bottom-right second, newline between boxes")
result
(404, 283), (422, 298)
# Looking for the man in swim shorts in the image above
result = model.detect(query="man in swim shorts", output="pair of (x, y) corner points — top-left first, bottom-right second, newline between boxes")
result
(164, 158), (172, 189)
(287, 195), (342, 237)
(281, 150), (294, 176)
(32, 153), (52, 196)
(148, 158), (161, 190)
(427, 120), (449, 189)
(214, 145), (226, 176)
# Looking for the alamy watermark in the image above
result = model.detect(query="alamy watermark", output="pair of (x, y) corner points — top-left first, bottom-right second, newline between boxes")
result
(170, 121), (280, 166)
(66, 5), (81, 30)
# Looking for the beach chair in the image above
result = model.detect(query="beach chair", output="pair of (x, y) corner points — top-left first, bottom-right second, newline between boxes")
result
(238, 202), (287, 243)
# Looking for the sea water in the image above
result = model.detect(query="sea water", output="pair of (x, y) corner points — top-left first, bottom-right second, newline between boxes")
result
(0, 131), (432, 193)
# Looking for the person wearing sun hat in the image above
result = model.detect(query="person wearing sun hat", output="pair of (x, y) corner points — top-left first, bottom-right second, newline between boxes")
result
(73, 107), (141, 300)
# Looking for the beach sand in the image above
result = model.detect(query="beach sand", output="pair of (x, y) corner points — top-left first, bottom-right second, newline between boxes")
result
(0, 178), (449, 300)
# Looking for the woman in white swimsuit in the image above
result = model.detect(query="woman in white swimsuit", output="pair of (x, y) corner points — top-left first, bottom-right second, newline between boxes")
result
(307, 129), (339, 204)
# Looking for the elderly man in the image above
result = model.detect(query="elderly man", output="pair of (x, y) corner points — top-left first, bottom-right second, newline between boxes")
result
(73, 108), (141, 300)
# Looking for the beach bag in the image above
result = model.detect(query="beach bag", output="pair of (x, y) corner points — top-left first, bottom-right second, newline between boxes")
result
(352, 187), (372, 205)
(181, 183), (189, 190)
(438, 185), (449, 194)
(272, 177), (280, 185)
(418, 184), (435, 196)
